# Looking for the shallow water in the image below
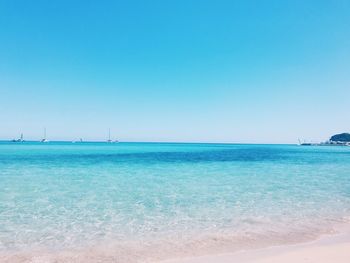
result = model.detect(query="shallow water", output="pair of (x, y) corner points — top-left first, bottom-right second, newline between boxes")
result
(0, 142), (349, 262)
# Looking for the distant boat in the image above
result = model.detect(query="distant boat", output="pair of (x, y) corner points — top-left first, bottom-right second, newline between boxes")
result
(300, 142), (314, 146)
(107, 129), (112, 143)
(12, 133), (24, 142)
(106, 129), (119, 143)
(298, 139), (318, 146)
(41, 128), (49, 143)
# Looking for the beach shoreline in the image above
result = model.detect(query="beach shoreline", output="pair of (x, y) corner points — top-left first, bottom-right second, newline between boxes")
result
(1, 221), (349, 263)
(157, 224), (350, 263)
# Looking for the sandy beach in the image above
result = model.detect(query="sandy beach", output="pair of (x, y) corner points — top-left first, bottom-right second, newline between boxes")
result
(159, 228), (350, 263)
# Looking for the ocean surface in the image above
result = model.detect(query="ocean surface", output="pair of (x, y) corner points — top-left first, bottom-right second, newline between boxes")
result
(0, 142), (350, 262)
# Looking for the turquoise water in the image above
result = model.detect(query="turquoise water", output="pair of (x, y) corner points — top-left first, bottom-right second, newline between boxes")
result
(0, 142), (350, 262)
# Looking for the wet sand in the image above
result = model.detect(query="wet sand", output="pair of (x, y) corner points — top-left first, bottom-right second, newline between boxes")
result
(159, 228), (350, 263)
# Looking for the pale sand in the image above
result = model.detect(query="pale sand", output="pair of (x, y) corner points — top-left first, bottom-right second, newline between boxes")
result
(158, 229), (350, 263)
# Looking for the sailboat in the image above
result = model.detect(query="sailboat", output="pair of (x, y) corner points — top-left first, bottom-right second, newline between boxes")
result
(107, 129), (119, 143)
(107, 128), (112, 143)
(12, 133), (24, 142)
(298, 138), (317, 146)
(41, 128), (49, 143)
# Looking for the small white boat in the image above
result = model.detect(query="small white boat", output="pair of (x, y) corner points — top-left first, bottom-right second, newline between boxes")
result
(107, 129), (113, 143)
(41, 128), (49, 143)
(12, 133), (25, 142)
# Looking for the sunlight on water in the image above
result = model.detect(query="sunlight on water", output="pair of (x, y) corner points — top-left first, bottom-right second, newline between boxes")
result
(0, 142), (349, 262)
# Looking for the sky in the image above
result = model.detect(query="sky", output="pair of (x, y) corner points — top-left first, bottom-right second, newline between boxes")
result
(0, 0), (349, 143)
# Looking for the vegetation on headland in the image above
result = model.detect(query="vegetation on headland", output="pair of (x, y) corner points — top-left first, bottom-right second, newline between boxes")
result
(330, 133), (350, 142)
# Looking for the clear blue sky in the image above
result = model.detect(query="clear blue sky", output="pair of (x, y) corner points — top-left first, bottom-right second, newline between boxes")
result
(1, 0), (349, 143)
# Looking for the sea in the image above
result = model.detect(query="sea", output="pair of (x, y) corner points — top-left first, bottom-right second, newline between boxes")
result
(0, 141), (349, 262)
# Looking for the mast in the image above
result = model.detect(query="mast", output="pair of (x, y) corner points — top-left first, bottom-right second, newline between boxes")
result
(41, 127), (48, 142)
(107, 128), (112, 142)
